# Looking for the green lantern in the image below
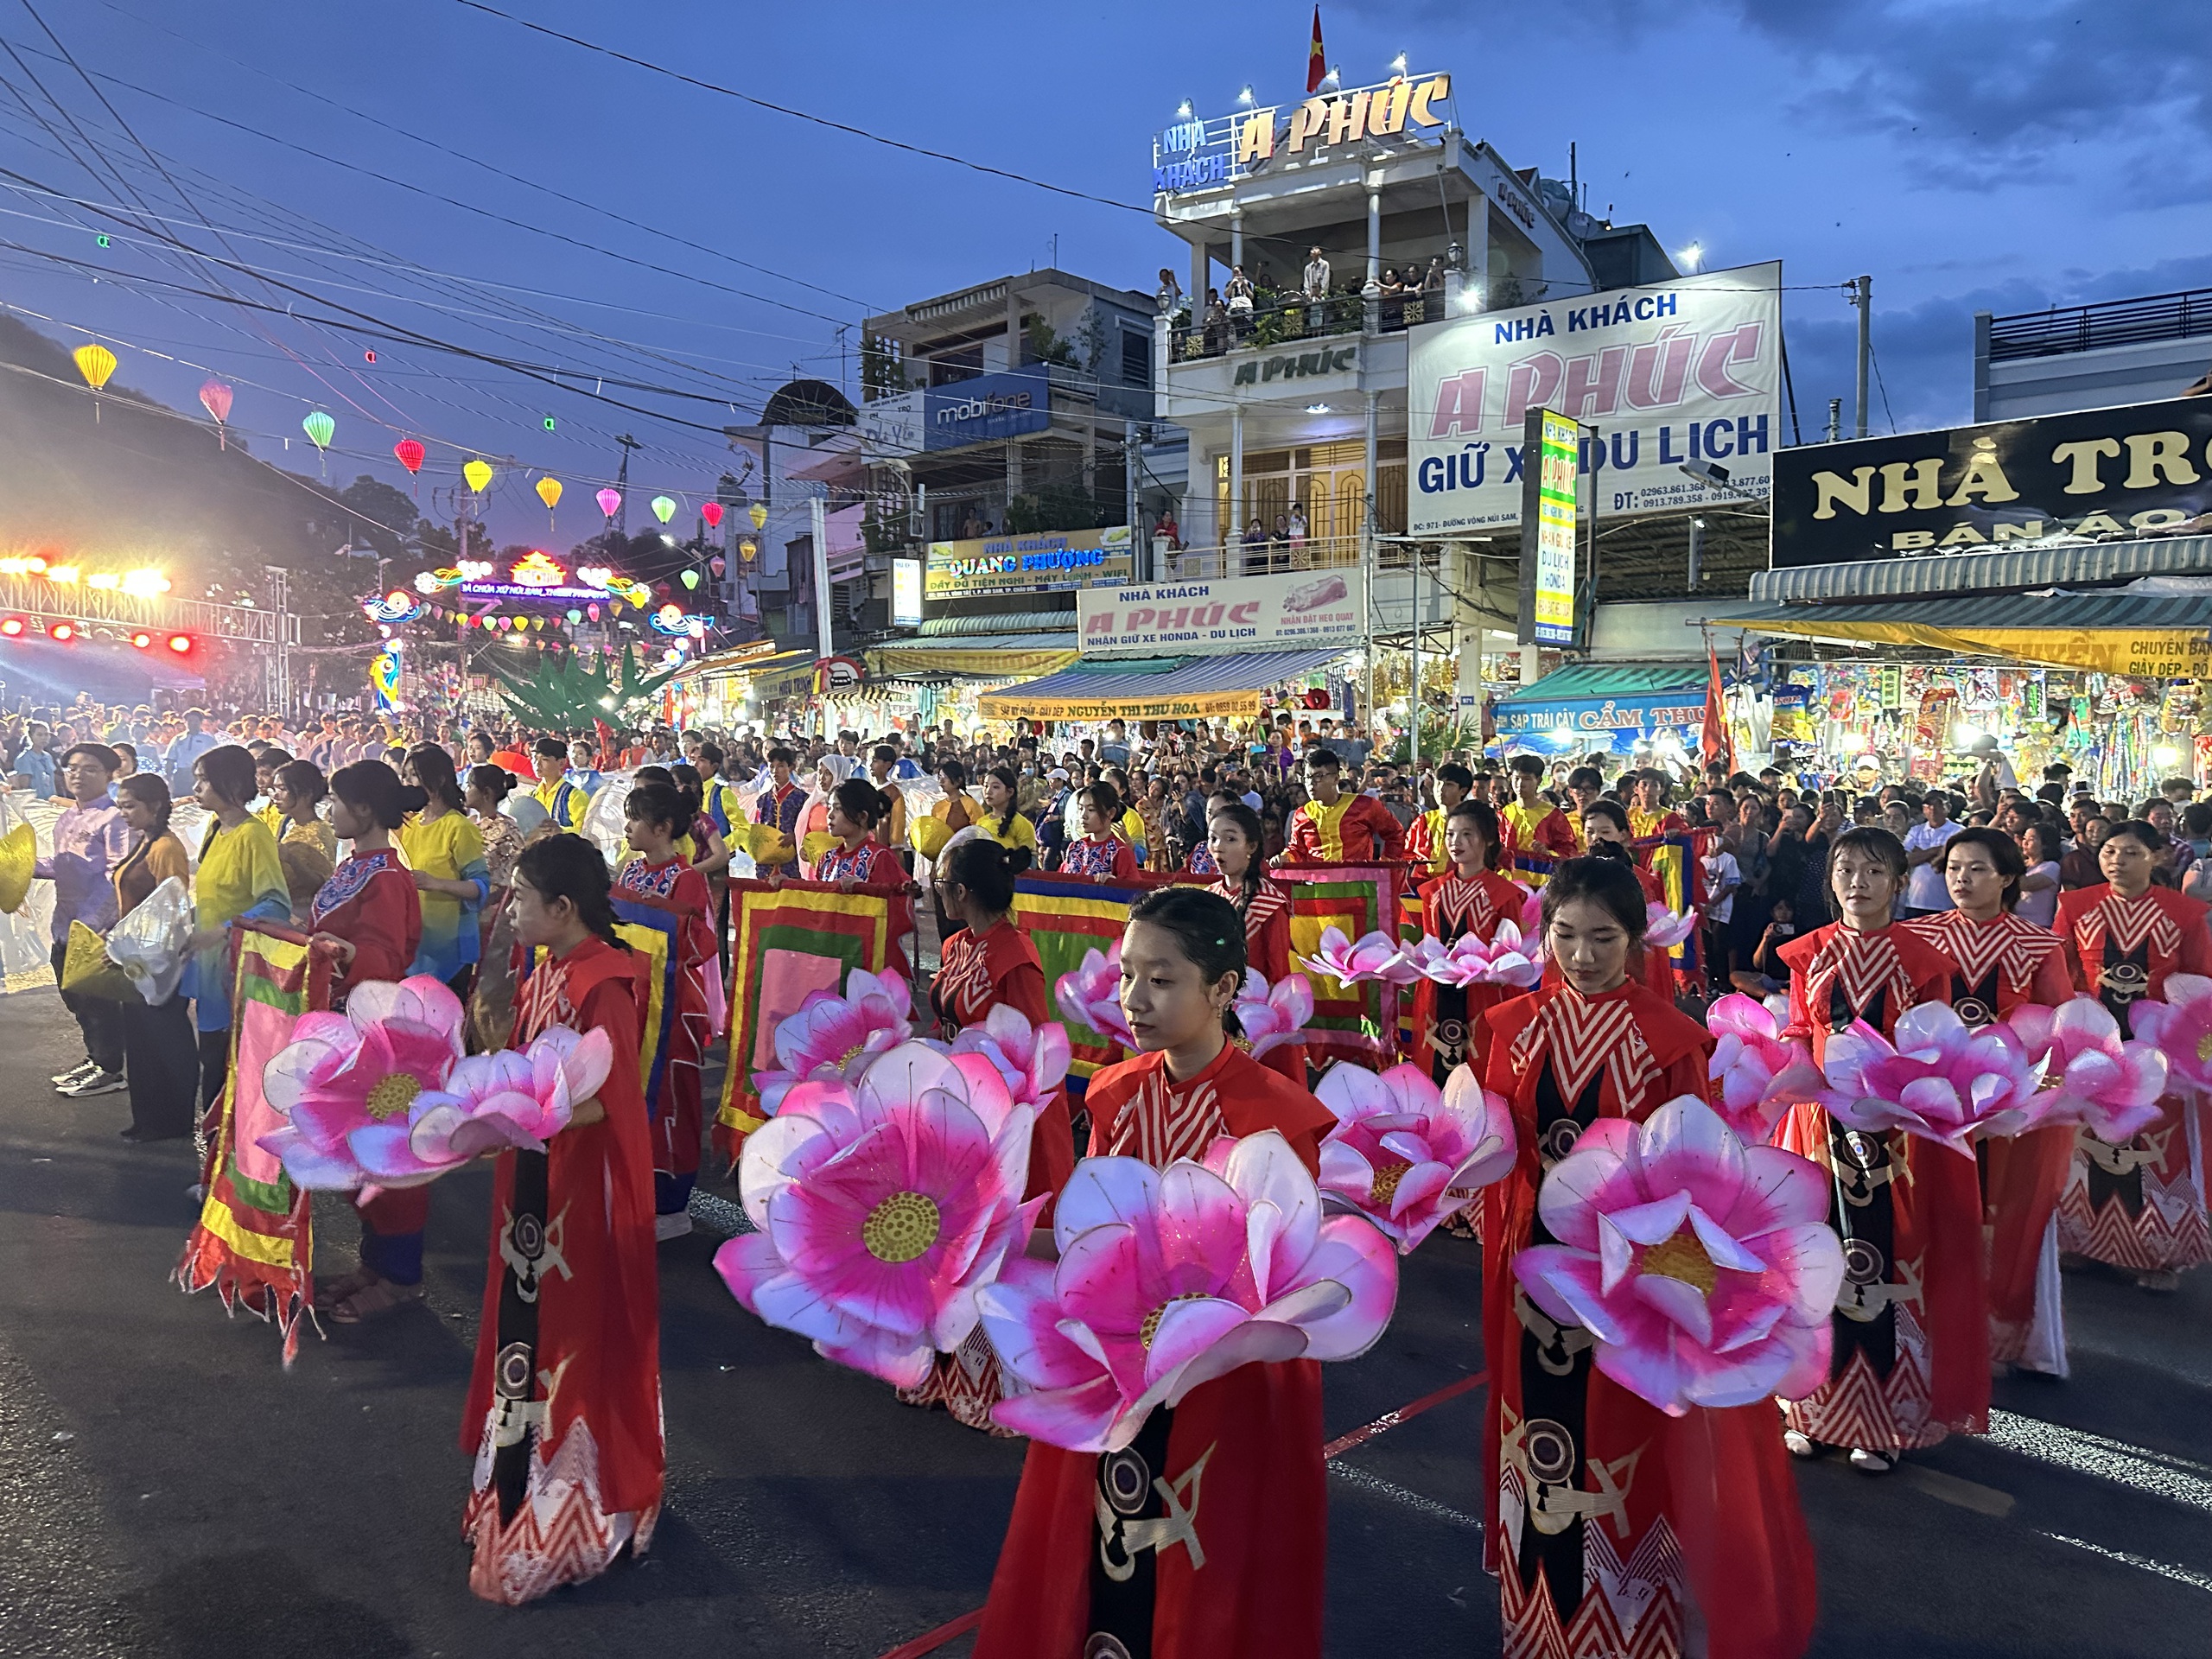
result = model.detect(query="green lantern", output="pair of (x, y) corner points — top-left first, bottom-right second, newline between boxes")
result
(651, 495), (677, 524)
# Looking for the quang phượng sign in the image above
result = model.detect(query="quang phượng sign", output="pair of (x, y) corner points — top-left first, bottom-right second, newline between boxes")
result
(925, 524), (1135, 598)
(1077, 567), (1366, 657)
(1410, 262), (1783, 535)
(1770, 394), (2212, 568)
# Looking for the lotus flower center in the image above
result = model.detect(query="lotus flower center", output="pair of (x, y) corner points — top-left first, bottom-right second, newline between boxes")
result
(2197, 1031), (2212, 1065)
(1140, 1292), (1212, 1351)
(364, 1074), (422, 1122)
(838, 1040), (870, 1070)
(861, 1192), (941, 1263)
(1642, 1228), (1719, 1295)
(1369, 1159), (1413, 1207)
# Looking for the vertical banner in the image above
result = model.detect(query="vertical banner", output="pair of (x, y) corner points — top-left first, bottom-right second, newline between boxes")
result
(1013, 873), (1157, 1091)
(1518, 408), (1580, 646)
(1274, 864), (1403, 1069)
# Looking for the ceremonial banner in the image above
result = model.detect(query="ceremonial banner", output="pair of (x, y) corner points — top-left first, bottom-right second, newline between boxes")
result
(1513, 835), (1700, 975)
(174, 923), (338, 1365)
(1012, 873), (1164, 1090)
(529, 922), (673, 1112)
(1274, 864), (1403, 1069)
(716, 880), (903, 1158)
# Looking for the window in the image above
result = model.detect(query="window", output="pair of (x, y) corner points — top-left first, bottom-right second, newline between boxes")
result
(1120, 327), (1151, 387)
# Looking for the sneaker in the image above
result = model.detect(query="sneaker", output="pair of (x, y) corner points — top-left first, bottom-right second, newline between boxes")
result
(654, 1211), (694, 1242)
(1848, 1447), (1898, 1476)
(1783, 1429), (1823, 1460)
(63, 1070), (127, 1098)
(51, 1060), (97, 1090)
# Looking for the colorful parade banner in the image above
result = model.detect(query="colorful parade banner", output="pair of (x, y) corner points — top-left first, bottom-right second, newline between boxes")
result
(715, 880), (900, 1155)
(1513, 834), (1700, 976)
(1274, 863), (1405, 1069)
(174, 922), (338, 1366)
(1012, 872), (1171, 1090)
(529, 921), (673, 1114)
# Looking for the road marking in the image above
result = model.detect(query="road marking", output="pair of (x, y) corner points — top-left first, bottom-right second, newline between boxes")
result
(1899, 1464), (2014, 1517)
(1328, 1461), (1485, 1532)
(1986, 1408), (2212, 1514)
(2037, 1531), (2212, 1596)
(1324, 1370), (1487, 1458)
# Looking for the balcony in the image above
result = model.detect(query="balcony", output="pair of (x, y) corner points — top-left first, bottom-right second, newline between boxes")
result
(1168, 283), (1446, 362)
(1153, 532), (1364, 580)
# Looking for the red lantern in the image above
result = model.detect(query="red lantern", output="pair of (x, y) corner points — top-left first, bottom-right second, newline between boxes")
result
(587, 603), (601, 621)
(701, 502), (724, 529)
(654, 581), (671, 599)
(394, 438), (424, 474)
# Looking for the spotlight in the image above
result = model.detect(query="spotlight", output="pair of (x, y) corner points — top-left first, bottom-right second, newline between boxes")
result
(0, 617), (22, 636)
(166, 633), (191, 654)
(131, 632), (151, 649)
(50, 621), (74, 641)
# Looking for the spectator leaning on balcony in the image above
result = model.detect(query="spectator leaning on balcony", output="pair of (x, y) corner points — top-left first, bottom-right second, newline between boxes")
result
(1225, 264), (1255, 337)
(1155, 265), (1181, 314)
(1202, 288), (1229, 354)
(1302, 245), (1331, 299)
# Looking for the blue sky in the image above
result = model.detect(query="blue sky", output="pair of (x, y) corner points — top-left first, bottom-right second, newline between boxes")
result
(3, 0), (2205, 544)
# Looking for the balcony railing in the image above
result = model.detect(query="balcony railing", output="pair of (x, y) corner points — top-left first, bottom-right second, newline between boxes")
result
(1151, 533), (1366, 580)
(1168, 284), (1446, 362)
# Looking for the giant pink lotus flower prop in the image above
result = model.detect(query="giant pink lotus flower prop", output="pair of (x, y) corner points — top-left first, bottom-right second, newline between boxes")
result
(1233, 969), (1314, 1059)
(2126, 973), (2212, 1092)
(1643, 903), (1696, 951)
(1813, 1002), (2038, 1152)
(752, 967), (913, 1117)
(1300, 925), (1421, 987)
(257, 976), (466, 1190)
(715, 1042), (1039, 1387)
(347, 1027), (615, 1183)
(2000, 996), (2169, 1143)
(1705, 993), (1810, 1145)
(950, 1002), (1072, 1111)
(1053, 942), (1135, 1049)
(1402, 921), (1542, 991)
(979, 1131), (1398, 1452)
(1514, 1095), (1843, 1415)
(1313, 1061), (1516, 1250)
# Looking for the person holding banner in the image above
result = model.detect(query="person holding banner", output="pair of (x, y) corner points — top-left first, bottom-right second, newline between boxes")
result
(1403, 763), (1473, 874)
(1499, 754), (1577, 880)
(1475, 856), (1815, 1659)
(1205, 802), (1302, 1083)
(612, 782), (718, 1236)
(1062, 784), (1140, 882)
(463, 833), (659, 1605)
(809, 778), (915, 978)
(1283, 748), (1402, 864)
(973, 887), (1338, 1659)
(306, 761), (429, 1325)
(907, 836), (1075, 1430)
(184, 745), (291, 1122)
(1411, 799), (1526, 1088)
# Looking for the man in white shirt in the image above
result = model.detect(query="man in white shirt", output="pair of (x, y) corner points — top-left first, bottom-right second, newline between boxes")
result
(1302, 247), (1331, 299)
(1902, 792), (1962, 916)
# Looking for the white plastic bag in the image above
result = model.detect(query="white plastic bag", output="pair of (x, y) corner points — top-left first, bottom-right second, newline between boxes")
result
(105, 875), (194, 1006)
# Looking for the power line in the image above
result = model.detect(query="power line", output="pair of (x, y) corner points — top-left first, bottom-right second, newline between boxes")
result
(450, 0), (1153, 218)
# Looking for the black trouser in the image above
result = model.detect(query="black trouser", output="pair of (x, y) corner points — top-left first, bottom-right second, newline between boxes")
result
(50, 939), (124, 1074)
(199, 1028), (230, 1119)
(121, 994), (199, 1139)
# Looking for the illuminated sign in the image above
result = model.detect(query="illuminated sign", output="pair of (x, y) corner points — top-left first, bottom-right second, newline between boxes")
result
(891, 557), (923, 626)
(362, 589), (424, 624)
(1519, 409), (1579, 646)
(1151, 73), (1453, 196)
(509, 550), (567, 587)
(925, 524), (1135, 598)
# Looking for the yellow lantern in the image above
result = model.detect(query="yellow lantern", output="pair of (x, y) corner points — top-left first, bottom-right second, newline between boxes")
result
(463, 458), (493, 493)
(535, 476), (562, 510)
(73, 343), (117, 391)
(748, 501), (768, 531)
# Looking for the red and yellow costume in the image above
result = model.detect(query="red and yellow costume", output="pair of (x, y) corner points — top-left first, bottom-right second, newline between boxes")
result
(2056, 882), (2212, 1273)
(906, 918), (1077, 1430)
(1476, 981), (1815, 1659)
(1209, 873), (1300, 1083)
(1777, 921), (1987, 1452)
(461, 935), (659, 1605)
(611, 853), (716, 1217)
(1403, 805), (1449, 873)
(1902, 907), (2072, 1370)
(1284, 790), (1404, 863)
(1501, 797), (1579, 885)
(974, 1043), (1336, 1659)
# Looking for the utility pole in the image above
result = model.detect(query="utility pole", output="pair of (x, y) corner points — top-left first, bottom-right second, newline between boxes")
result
(1827, 397), (1842, 443)
(1123, 419), (1141, 574)
(809, 495), (833, 667)
(1687, 517), (1704, 591)
(1851, 276), (1872, 439)
(615, 434), (642, 532)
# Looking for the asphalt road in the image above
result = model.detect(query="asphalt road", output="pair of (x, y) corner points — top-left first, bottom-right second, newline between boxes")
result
(1, 983), (2209, 1657)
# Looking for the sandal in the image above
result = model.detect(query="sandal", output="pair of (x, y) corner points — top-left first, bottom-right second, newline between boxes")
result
(314, 1267), (377, 1312)
(328, 1275), (425, 1325)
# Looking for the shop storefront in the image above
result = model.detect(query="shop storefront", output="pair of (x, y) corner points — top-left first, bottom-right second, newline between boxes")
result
(1491, 660), (1715, 760)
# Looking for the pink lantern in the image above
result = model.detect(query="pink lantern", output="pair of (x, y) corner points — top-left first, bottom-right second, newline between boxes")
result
(595, 487), (621, 519)
(587, 602), (601, 621)
(198, 379), (232, 448)
(701, 501), (725, 529)
(710, 556), (727, 578)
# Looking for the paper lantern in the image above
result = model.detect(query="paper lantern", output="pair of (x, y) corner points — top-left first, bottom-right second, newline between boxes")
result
(710, 556), (726, 577)
(463, 459), (493, 493)
(748, 501), (768, 531)
(73, 343), (117, 391)
(701, 502), (725, 529)
(535, 476), (562, 510)
(651, 495), (677, 524)
(302, 410), (334, 449)
(394, 438), (424, 474)
(198, 379), (232, 448)
(566, 607), (582, 623)
(596, 487), (621, 518)
(587, 603), (601, 621)
(681, 569), (699, 589)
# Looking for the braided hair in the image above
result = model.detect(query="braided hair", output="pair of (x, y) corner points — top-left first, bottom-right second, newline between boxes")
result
(1209, 800), (1267, 920)
(516, 832), (626, 950)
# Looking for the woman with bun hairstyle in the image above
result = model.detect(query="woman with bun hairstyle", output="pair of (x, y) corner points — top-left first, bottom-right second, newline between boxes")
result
(903, 835), (1075, 1431)
(1411, 798), (1528, 1088)
(308, 760), (430, 1324)
(1061, 782), (1138, 881)
(612, 781), (717, 1235)
(2055, 817), (2212, 1289)
(1473, 855), (1815, 1659)
(270, 759), (336, 921)
(1205, 800), (1300, 1082)
(399, 742), (490, 999)
(1776, 824), (1977, 1476)
(973, 887), (1338, 1659)
(461, 832), (658, 1605)
(810, 777), (916, 976)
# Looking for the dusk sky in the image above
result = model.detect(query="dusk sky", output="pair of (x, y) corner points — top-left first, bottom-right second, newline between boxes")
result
(4, 0), (2204, 544)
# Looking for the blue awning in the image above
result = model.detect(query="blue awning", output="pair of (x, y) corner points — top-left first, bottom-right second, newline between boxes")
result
(1493, 660), (1710, 755)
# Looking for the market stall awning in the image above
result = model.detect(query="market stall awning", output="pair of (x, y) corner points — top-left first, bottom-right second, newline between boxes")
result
(977, 647), (1347, 721)
(1493, 660), (1712, 753)
(867, 632), (1079, 679)
(1711, 589), (2212, 677)
(699, 645), (818, 695)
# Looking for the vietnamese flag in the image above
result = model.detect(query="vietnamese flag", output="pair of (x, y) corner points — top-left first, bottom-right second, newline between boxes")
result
(1307, 5), (1326, 92)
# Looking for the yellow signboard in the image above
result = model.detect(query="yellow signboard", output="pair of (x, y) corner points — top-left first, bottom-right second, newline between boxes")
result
(925, 525), (1135, 598)
(1740, 616), (2212, 678)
